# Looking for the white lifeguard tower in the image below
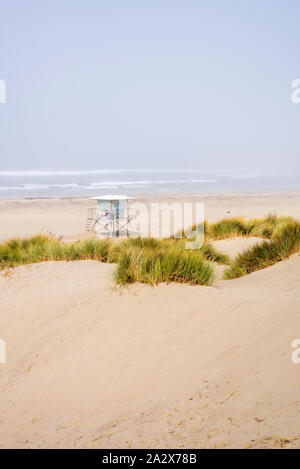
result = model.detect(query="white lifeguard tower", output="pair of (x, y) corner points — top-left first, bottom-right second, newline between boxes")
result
(86, 195), (135, 237)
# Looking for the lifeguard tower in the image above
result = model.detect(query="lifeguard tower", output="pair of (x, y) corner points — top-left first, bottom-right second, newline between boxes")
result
(86, 195), (135, 237)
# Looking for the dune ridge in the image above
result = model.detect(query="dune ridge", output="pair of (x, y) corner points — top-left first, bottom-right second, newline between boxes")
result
(0, 255), (300, 448)
(1, 195), (300, 448)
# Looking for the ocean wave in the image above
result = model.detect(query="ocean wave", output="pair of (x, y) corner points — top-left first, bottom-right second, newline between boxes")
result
(0, 184), (80, 191)
(0, 168), (254, 177)
(0, 169), (124, 177)
(0, 178), (218, 191)
(0, 184), (49, 191)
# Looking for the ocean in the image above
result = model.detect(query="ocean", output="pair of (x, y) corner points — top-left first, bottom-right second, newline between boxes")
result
(0, 169), (299, 198)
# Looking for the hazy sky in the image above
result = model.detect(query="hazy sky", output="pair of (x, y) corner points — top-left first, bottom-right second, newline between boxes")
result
(0, 0), (299, 171)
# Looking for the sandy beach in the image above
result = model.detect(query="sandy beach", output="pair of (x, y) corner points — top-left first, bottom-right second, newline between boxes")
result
(1, 192), (300, 241)
(1, 193), (300, 448)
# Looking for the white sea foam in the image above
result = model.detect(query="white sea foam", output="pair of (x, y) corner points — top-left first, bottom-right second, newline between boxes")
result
(0, 179), (218, 191)
(0, 169), (292, 198)
(0, 168), (252, 177)
(0, 169), (123, 177)
(0, 184), (49, 191)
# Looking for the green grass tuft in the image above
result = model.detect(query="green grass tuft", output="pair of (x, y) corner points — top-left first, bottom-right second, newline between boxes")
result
(224, 220), (300, 279)
(2, 215), (299, 285)
(114, 245), (214, 286)
(208, 218), (249, 239)
(0, 235), (112, 269)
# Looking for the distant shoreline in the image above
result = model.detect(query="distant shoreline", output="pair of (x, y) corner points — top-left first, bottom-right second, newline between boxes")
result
(1, 189), (300, 201)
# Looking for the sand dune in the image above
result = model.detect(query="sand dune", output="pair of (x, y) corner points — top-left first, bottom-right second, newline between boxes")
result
(1, 254), (300, 448)
(1, 194), (300, 448)
(212, 236), (265, 258)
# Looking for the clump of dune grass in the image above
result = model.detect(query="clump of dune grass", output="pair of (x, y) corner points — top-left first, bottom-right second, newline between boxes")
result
(208, 218), (249, 239)
(245, 215), (295, 239)
(2, 215), (299, 285)
(106, 237), (162, 264)
(161, 237), (229, 264)
(121, 236), (161, 249)
(114, 244), (214, 286)
(187, 217), (249, 240)
(111, 236), (229, 266)
(0, 234), (218, 286)
(244, 216), (275, 239)
(0, 234), (112, 269)
(200, 241), (230, 264)
(272, 220), (300, 256)
(189, 214), (297, 241)
(113, 236), (216, 285)
(223, 240), (279, 279)
(224, 220), (300, 279)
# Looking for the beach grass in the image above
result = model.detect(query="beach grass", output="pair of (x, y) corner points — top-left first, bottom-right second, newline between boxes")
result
(1, 215), (300, 285)
(0, 235), (112, 269)
(200, 214), (296, 240)
(223, 220), (300, 279)
(0, 234), (215, 286)
(114, 239), (215, 286)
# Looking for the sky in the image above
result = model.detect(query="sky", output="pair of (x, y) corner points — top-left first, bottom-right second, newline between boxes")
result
(0, 0), (299, 172)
